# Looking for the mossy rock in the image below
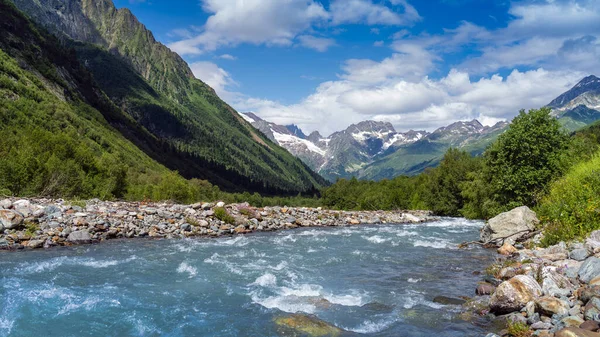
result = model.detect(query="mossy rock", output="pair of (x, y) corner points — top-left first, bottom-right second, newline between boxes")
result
(274, 314), (344, 337)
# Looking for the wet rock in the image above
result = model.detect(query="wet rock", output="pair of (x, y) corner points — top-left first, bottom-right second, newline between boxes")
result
(0, 238), (10, 249)
(579, 257), (600, 283)
(433, 296), (466, 305)
(0, 209), (24, 229)
(480, 206), (538, 246)
(26, 239), (44, 249)
(490, 275), (543, 314)
(67, 230), (92, 244)
(584, 297), (600, 321)
(536, 296), (570, 316)
(555, 327), (600, 337)
(477, 282), (496, 295)
(274, 314), (343, 337)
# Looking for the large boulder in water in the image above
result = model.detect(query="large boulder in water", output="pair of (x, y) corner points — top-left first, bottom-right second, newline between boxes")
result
(480, 206), (538, 246)
(274, 314), (343, 337)
(489, 275), (542, 314)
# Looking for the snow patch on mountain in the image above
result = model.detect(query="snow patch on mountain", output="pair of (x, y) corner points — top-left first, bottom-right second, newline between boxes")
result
(272, 131), (326, 156)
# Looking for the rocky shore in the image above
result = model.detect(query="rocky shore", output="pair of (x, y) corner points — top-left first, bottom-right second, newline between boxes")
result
(0, 198), (434, 251)
(462, 207), (600, 337)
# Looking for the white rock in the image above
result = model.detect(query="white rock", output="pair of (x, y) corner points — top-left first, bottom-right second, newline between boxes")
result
(480, 206), (538, 246)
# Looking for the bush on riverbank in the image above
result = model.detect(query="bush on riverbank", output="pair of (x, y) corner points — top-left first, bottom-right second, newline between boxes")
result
(538, 152), (600, 245)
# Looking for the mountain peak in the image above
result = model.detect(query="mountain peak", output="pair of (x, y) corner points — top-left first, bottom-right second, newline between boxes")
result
(548, 74), (600, 109)
(285, 124), (307, 139)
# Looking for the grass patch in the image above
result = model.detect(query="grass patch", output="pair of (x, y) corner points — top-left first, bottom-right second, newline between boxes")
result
(538, 152), (600, 246)
(507, 321), (532, 337)
(24, 222), (40, 237)
(214, 207), (235, 224)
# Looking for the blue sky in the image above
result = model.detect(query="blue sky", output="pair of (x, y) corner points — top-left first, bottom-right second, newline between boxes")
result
(113, 0), (600, 135)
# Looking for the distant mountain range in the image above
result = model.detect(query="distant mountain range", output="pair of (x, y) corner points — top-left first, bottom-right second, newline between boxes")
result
(244, 75), (600, 181)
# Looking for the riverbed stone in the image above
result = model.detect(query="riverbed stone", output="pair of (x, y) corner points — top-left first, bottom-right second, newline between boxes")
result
(490, 275), (543, 314)
(433, 296), (466, 305)
(571, 248), (592, 261)
(477, 282), (496, 295)
(562, 316), (585, 328)
(0, 209), (24, 229)
(274, 314), (343, 337)
(580, 320), (600, 332)
(67, 230), (91, 244)
(480, 206), (539, 246)
(499, 242), (518, 255)
(26, 239), (44, 249)
(536, 296), (570, 316)
(587, 231), (600, 252)
(584, 297), (600, 321)
(543, 267), (576, 297)
(555, 327), (600, 337)
(579, 257), (600, 283)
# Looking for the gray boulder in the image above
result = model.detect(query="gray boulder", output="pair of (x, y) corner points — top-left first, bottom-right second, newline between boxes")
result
(480, 206), (539, 245)
(67, 230), (92, 244)
(587, 230), (600, 252)
(579, 257), (600, 283)
(489, 275), (543, 314)
(0, 199), (11, 209)
(584, 297), (600, 321)
(570, 248), (591, 261)
(0, 209), (24, 229)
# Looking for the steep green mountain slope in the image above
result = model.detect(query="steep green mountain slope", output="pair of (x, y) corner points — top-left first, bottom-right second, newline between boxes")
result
(9, 0), (327, 195)
(0, 0), (178, 198)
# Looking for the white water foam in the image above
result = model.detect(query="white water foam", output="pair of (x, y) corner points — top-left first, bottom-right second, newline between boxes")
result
(177, 262), (198, 278)
(79, 256), (137, 268)
(250, 273), (277, 287)
(362, 235), (389, 244)
(407, 278), (421, 283)
(412, 237), (455, 249)
(0, 317), (14, 335)
(273, 234), (297, 244)
(344, 317), (397, 334)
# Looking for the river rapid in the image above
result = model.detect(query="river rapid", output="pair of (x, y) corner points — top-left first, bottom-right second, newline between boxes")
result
(0, 218), (494, 337)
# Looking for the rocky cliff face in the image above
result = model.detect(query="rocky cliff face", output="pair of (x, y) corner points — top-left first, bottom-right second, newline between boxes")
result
(12, 0), (193, 96)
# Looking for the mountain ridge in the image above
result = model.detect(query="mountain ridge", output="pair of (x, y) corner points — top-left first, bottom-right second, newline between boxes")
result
(7, 0), (328, 195)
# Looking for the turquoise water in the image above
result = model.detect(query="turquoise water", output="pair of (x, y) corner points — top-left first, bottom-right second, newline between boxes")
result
(0, 218), (493, 336)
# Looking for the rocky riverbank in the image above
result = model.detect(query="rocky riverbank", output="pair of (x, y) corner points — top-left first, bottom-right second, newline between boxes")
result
(0, 198), (434, 251)
(462, 207), (600, 337)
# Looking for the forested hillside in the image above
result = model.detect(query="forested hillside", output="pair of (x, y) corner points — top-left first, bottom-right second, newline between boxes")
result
(7, 0), (327, 195)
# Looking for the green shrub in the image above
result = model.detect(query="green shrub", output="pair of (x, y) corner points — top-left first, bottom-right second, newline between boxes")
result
(538, 152), (600, 245)
(214, 207), (235, 224)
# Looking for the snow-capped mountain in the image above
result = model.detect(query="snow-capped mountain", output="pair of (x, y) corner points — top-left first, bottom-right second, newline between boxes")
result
(243, 75), (600, 182)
